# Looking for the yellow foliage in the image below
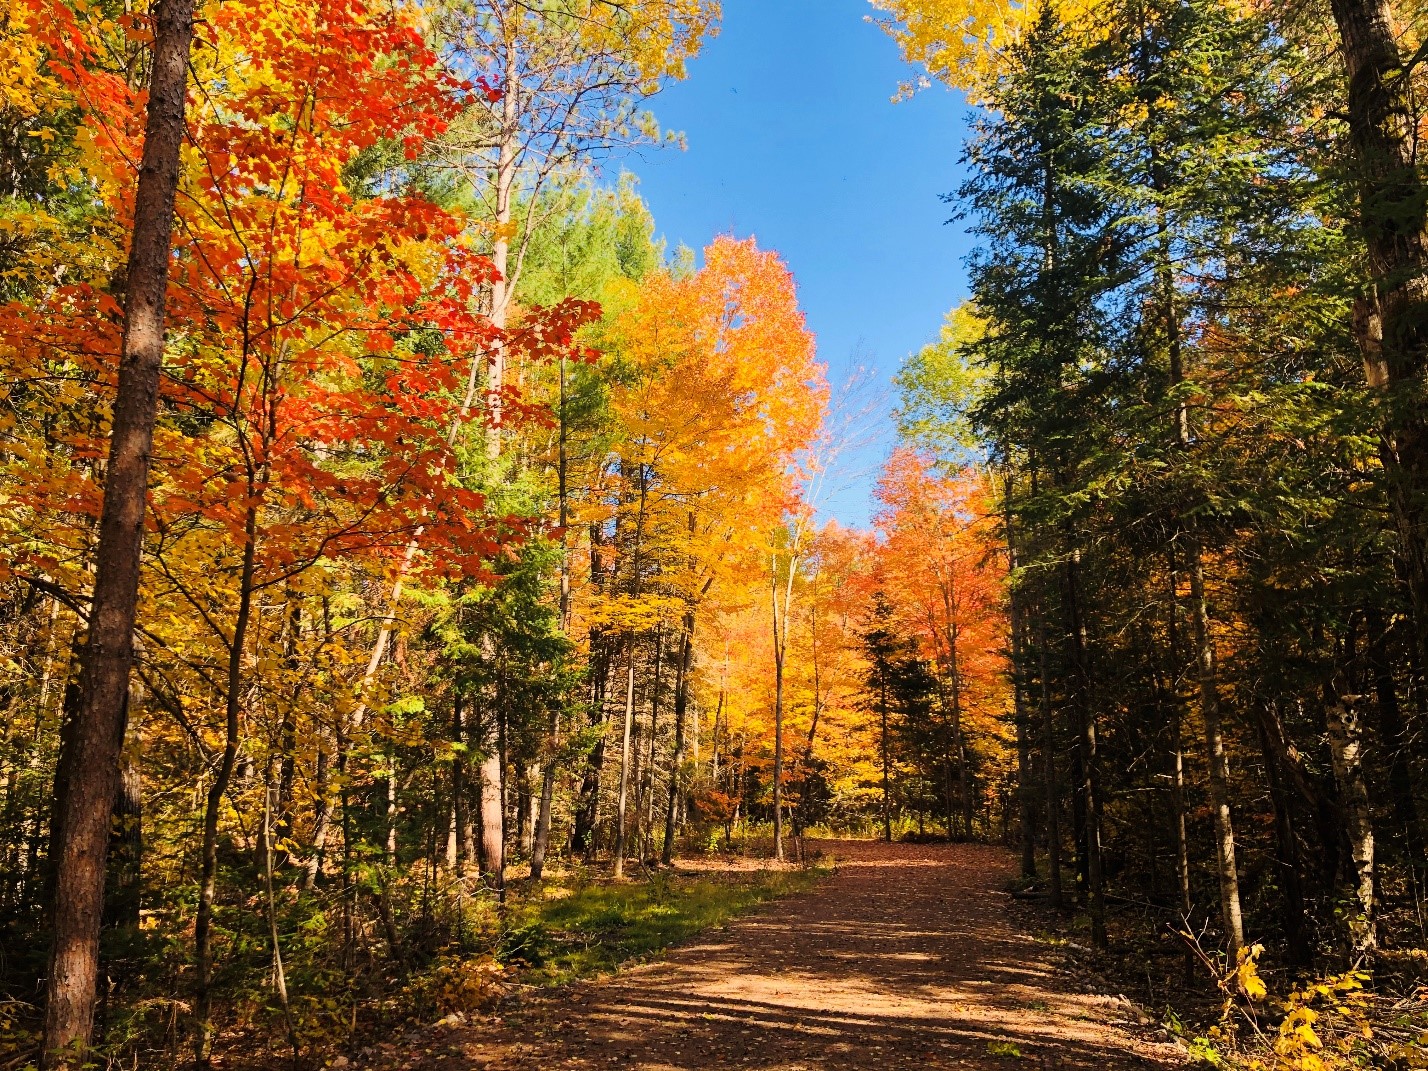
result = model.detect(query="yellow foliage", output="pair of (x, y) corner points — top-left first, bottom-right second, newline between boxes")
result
(1237, 944), (1269, 1002)
(1267, 980), (1355, 1069)
(407, 955), (506, 1015)
(0, 0), (65, 118)
(869, 0), (1259, 100)
(1240, 971), (1382, 1071)
(867, 0), (1109, 99)
(573, 0), (721, 91)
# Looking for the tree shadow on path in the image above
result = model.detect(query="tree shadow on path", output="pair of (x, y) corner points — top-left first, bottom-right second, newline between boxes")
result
(401, 840), (1186, 1070)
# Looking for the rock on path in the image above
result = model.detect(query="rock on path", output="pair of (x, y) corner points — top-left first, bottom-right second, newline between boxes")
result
(394, 840), (1186, 1070)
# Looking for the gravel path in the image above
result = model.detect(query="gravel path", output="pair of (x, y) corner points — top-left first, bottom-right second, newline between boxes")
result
(395, 840), (1186, 1070)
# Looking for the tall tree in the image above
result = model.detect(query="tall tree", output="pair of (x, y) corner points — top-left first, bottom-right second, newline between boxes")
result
(1324, 0), (1428, 678)
(43, 0), (195, 1059)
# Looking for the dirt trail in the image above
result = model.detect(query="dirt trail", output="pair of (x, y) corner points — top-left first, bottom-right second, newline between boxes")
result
(404, 841), (1186, 1070)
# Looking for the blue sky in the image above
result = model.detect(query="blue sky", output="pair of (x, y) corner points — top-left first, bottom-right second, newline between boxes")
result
(619, 0), (976, 529)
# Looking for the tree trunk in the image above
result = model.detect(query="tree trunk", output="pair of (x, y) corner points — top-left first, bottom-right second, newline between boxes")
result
(955, 717), (972, 839)
(385, 767), (398, 867)
(1156, 155), (1246, 959)
(1011, 619), (1037, 878)
(771, 571), (793, 862)
(879, 663), (891, 843)
(711, 684), (723, 784)
(42, 0), (195, 1059)
(640, 628), (664, 859)
(613, 650), (636, 879)
(942, 753), (955, 841)
(1253, 701), (1311, 967)
(1169, 702), (1197, 980)
(1037, 620), (1063, 909)
(571, 638), (611, 859)
(570, 696), (606, 861)
(662, 619), (695, 865)
(516, 768), (533, 855)
(773, 643), (786, 859)
(628, 673), (645, 858)
(531, 763), (556, 880)
(104, 688), (142, 932)
(261, 762), (295, 1057)
(484, 29), (519, 458)
(301, 745), (331, 892)
(1326, 664), (1378, 965)
(336, 733), (354, 966)
(445, 790), (458, 871)
(770, 554), (796, 864)
(276, 712), (296, 867)
(1169, 709), (1192, 917)
(1161, 560), (1193, 927)
(1187, 550), (1245, 960)
(941, 599), (973, 842)
(531, 356), (572, 881)
(524, 773), (537, 857)
(275, 601), (301, 869)
(1365, 606), (1423, 855)
(1330, 0), (1428, 676)
(343, 36), (522, 873)
(1069, 726), (1089, 890)
(194, 515), (257, 1069)
(1065, 552), (1106, 950)
(478, 705), (504, 895)
(453, 693), (475, 873)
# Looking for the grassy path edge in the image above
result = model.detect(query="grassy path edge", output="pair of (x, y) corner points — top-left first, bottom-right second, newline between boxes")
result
(502, 861), (832, 988)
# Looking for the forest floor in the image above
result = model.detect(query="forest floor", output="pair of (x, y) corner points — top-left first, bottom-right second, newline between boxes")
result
(362, 840), (1188, 1070)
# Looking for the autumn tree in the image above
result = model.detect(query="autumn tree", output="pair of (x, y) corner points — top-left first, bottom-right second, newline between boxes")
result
(890, 0), (1428, 989)
(37, 0), (194, 1057)
(581, 234), (824, 870)
(873, 448), (1011, 841)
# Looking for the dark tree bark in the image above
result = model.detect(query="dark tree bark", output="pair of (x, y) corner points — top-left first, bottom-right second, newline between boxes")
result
(613, 649), (637, 878)
(1330, 0), (1428, 675)
(103, 691), (142, 933)
(42, 0), (195, 1059)
(1069, 724), (1089, 895)
(1260, 695), (1344, 896)
(1365, 606), (1423, 856)
(1004, 495), (1036, 878)
(1253, 701), (1311, 968)
(571, 636), (611, 859)
(1036, 621), (1063, 909)
(662, 618), (695, 866)
(1064, 552), (1105, 950)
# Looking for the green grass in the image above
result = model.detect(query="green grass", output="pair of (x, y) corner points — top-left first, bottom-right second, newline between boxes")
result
(503, 865), (826, 985)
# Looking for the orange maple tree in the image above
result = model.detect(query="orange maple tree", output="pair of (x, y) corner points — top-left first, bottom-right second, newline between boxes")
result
(872, 446), (1012, 835)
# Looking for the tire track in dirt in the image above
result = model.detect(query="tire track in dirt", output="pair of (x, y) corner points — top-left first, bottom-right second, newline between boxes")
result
(395, 841), (1186, 1070)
